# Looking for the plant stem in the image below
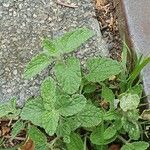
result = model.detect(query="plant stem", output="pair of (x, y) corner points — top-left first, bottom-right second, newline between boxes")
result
(117, 135), (127, 144)
(48, 137), (59, 149)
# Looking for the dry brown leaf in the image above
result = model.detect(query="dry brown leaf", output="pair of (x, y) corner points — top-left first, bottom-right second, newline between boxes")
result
(19, 138), (34, 150)
(96, 0), (108, 7)
(1, 126), (11, 136)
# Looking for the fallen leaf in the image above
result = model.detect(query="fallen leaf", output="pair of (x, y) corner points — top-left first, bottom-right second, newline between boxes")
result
(96, 0), (108, 7)
(1, 126), (11, 136)
(19, 138), (34, 150)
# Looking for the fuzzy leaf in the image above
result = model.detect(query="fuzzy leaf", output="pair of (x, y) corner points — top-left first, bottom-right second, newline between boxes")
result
(120, 93), (140, 111)
(0, 98), (17, 118)
(43, 28), (94, 56)
(77, 104), (103, 127)
(11, 120), (24, 140)
(121, 142), (149, 150)
(103, 126), (117, 140)
(132, 141), (149, 150)
(102, 86), (115, 102)
(55, 57), (81, 94)
(41, 77), (56, 110)
(86, 58), (122, 82)
(21, 97), (45, 126)
(66, 133), (84, 150)
(24, 53), (51, 79)
(42, 38), (59, 57)
(57, 94), (86, 116)
(55, 28), (95, 55)
(122, 117), (140, 140)
(90, 124), (117, 145)
(42, 110), (59, 136)
(28, 126), (47, 150)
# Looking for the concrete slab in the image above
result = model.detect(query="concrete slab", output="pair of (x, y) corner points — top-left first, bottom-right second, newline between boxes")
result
(0, 0), (108, 105)
(118, 0), (150, 105)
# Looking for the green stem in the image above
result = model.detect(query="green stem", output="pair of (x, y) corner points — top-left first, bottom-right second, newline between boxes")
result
(100, 120), (104, 150)
(117, 135), (127, 144)
(48, 137), (59, 149)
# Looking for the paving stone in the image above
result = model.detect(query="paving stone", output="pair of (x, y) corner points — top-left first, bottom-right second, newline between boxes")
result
(0, 0), (108, 105)
(117, 0), (150, 106)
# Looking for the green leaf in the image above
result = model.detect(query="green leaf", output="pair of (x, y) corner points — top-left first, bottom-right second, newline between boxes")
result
(42, 110), (59, 136)
(28, 126), (47, 150)
(121, 143), (135, 150)
(141, 109), (150, 120)
(103, 110), (119, 121)
(102, 86), (115, 102)
(121, 142), (149, 150)
(86, 58), (122, 82)
(11, 120), (24, 140)
(122, 117), (140, 140)
(128, 84), (143, 97)
(55, 28), (95, 55)
(24, 53), (51, 79)
(41, 77), (56, 110)
(66, 132), (84, 150)
(21, 97), (45, 126)
(83, 83), (97, 94)
(42, 38), (59, 57)
(90, 124), (117, 145)
(120, 93), (140, 111)
(132, 141), (149, 150)
(56, 121), (71, 143)
(77, 104), (103, 127)
(103, 126), (117, 140)
(43, 28), (94, 56)
(0, 98), (17, 118)
(55, 57), (81, 94)
(57, 94), (86, 116)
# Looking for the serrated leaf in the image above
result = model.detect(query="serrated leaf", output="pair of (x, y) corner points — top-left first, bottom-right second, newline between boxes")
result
(132, 141), (149, 150)
(120, 93), (140, 111)
(66, 132), (84, 150)
(83, 83), (97, 94)
(28, 126), (47, 150)
(42, 110), (59, 136)
(42, 38), (59, 57)
(102, 86), (115, 102)
(101, 86), (115, 109)
(55, 28), (95, 55)
(121, 143), (135, 150)
(128, 84), (143, 97)
(55, 57), (81, 94)
(41, 77), (56, 110)
(21, 97), (45, 126)
(103, 126), (117, 140)
(24, 53), (51, 79)
(121, 142), (149, 150)
(43, 28), (94, 56)
(77, 104), (103, 127)
(103, 110), (119, 121)
(90, 124), (117, 145)
(0, 98), (17, 118)
(11, 120), (24, 140)
(56, 121), (71, 143)
(86, 58), (122, 82)
(57, 94), (86, 116)
(122, 117), (140, 140)
(65, 117), (81, 131)
(141, 109), (150, 120)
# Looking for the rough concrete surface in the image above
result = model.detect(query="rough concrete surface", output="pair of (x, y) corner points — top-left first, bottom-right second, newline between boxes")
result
(0, 0), (108, 105)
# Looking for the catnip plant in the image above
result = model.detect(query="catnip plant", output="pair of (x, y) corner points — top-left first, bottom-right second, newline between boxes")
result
(0, 28), (150, 150)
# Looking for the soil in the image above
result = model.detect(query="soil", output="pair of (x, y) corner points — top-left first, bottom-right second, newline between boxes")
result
(95, 0), (122, 61)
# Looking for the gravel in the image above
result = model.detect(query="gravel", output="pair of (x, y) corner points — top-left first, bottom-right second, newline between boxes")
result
(0, 0), (108, 105)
